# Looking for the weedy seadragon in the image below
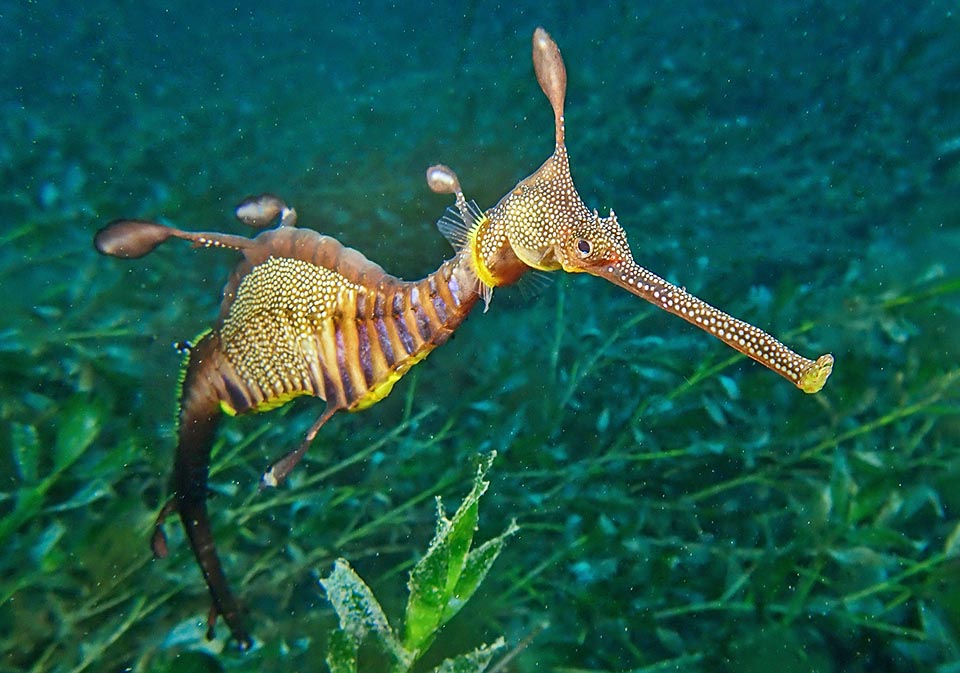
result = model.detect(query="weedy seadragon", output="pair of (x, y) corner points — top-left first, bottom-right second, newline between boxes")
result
(95, 28), (833, 647)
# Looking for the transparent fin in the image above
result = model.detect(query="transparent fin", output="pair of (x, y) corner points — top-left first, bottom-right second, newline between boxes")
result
(436, 200), (482, 251)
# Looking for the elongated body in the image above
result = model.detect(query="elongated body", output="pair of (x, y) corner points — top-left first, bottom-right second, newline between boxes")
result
(95, 27), (832, 647)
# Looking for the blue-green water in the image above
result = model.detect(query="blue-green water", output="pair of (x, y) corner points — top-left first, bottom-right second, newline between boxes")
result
(2, 1), (959, 672)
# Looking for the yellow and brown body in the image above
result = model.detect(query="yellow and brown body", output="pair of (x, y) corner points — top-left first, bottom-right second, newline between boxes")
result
(207, 226), (480, 416)
(97, 213), (483, 645)
(95, 27), (832, 647)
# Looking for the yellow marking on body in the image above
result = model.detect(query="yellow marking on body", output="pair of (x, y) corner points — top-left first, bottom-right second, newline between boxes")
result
(222, 388), (311, 416)
(251, 388), (312, 413)
(349, 348), (432, 411)
(467, 215), (499, 290)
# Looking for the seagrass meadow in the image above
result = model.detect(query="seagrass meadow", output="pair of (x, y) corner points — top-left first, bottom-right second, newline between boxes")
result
(2, 1), (959, 672)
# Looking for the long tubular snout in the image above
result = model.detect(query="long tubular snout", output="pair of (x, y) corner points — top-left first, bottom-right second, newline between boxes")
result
(598, 260), (833, 393)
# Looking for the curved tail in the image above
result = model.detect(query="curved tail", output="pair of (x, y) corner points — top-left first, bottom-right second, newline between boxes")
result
(154, 333), (253, 648)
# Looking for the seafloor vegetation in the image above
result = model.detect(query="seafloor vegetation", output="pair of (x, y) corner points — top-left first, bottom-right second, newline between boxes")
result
(2, 1), (959, 672)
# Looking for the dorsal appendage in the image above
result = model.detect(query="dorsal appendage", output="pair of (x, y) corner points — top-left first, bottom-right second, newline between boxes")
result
(427, 164), (472, 227)
(235, 193), (297, 229)
(435, 27), (833, 392)
(427, 163), (494, 311)
(94, 193), (293, 259)
(532, 26), (567, 148)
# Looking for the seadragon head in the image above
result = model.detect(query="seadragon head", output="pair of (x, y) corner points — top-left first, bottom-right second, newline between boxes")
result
(431, 27), (833, 393)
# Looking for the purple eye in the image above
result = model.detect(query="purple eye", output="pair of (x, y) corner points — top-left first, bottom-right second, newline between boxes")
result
(576, 239), (592, 256)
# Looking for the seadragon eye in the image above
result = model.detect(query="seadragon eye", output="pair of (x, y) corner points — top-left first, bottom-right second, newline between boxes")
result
(576, 239), (592, 257)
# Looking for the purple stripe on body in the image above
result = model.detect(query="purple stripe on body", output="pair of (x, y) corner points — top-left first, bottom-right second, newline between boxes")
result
(335, 327), (355, 402)
(356, 321), (374, 385)
(374, 317), (396, 363)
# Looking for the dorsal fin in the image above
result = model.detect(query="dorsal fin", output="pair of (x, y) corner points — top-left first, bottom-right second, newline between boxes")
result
(427, 164), (484, 252)
(436, 201), (483, 251)
(516, 269), (553, 300)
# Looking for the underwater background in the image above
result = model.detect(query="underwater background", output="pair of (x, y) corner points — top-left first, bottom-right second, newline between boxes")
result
(2, 0), (959, 671)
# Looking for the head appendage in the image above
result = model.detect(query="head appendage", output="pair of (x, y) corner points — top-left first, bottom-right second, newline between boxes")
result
(533, 27), (567, 149)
